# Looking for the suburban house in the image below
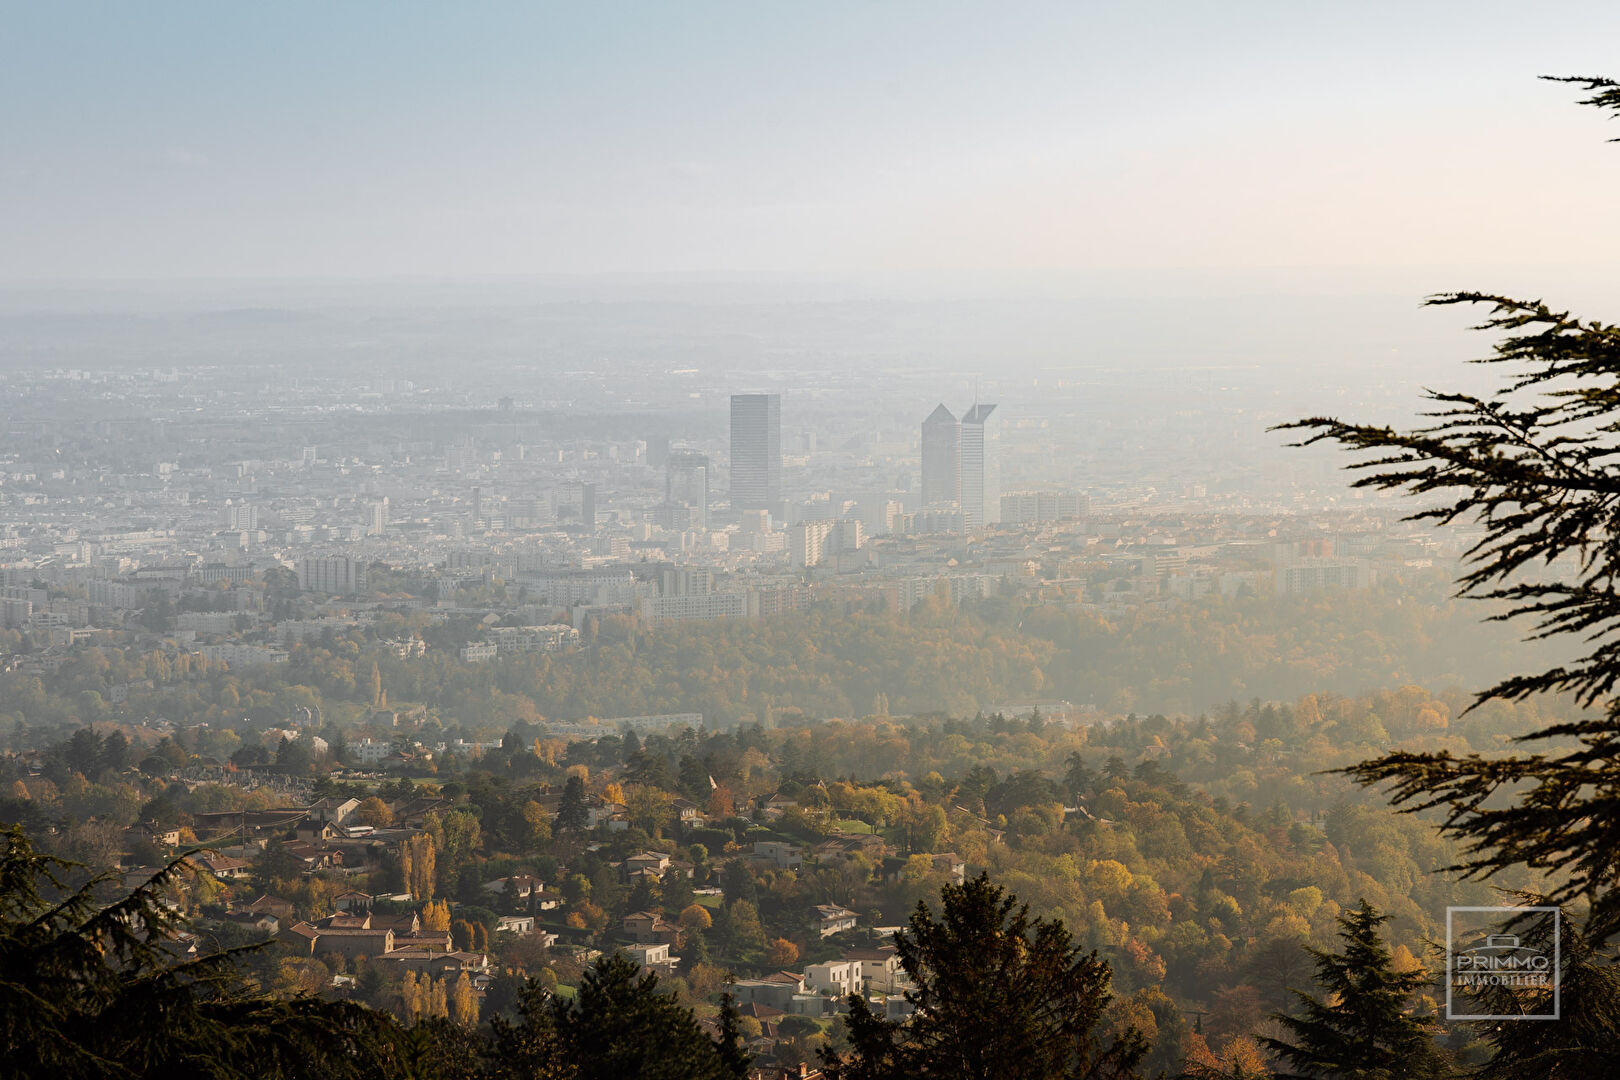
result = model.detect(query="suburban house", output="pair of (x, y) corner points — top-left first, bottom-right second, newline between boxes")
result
(815, 834), (885, 861)
(930, 853), (967, 885)
(306, 796), (361, 825)
(623, 851), (671, 878)
(804, 960), (859, 998)
(295, 819), (341, 844)
(240, 894), (296, 922)
(622, 942), (680, 977)
(759, 791), (799, 818)
(583, 798), (627, 830)
(727, 971), (807, 1010)
(813, 904), (858, 938)
(333, 889), (374, 911)
(495, 914), (536, 936)
(193, 852), (250, 880)
(884, 997), (917, 1020)
(392, 796), (451, 826)
(882, 852), (969, 888)
(622, 910), (681, 945)
(222, 909), (280, 934)
(670, 798), (705, 828)
(750, 841), (803, 870)
(124, 821), (182, 848)
(482, 873), (545, 903)
(281, 840), (340, 871)
(843, 945), (907, 994)
(380, 949), (491, 976)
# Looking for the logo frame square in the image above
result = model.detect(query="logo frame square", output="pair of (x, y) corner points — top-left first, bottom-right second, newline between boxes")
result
(1445, 905), (1560, 1021)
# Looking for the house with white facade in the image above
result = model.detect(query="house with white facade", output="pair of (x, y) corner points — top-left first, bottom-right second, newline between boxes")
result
(813, 904), (858, 938)
(804, 960), (859, 999)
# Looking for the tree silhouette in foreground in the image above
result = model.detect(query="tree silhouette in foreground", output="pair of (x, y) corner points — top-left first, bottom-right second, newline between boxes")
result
(0, 824), (401, 1079)
(1466, 900), (1620, 1080)
(551, 952), (748, 1080)
(1283, 77), (1620, 936)
(0, 822), (755, 1079)
(1259, 901), (1446, 1080)
(821, 873), (1147, 1080)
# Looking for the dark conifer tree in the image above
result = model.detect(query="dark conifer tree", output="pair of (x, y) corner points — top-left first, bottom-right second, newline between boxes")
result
(0, 825), (404, 1079)
(713, 994), (753, 1080)
(1468, 901), (1620, 1080)
(1284, 76), (1620, 936)
(487, 978), (573, 1080)
(555, 773), (590, 833)
(1259, 901), (1446, 1080)
(822, 873), (1147, 1080)
(552, 953), (742, 1080)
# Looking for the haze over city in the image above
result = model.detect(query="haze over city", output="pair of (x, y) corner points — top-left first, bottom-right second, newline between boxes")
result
(6, 5), (1620, 1079)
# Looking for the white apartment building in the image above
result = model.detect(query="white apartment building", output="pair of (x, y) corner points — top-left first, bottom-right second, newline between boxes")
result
(199, 643), (287, 667)
(639, 592), (748, 625)
(297, 556), (367, 595)
(486, 624), (579, 654)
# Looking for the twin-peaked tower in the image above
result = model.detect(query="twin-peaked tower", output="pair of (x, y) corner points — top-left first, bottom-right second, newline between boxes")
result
(920, 400), (999, 531)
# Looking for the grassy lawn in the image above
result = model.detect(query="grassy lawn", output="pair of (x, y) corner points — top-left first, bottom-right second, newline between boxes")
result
(832, 818), (875, 834)
(693, 893), (723, 909)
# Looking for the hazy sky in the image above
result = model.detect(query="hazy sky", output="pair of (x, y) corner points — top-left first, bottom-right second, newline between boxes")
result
(7, 2), (1620, 281)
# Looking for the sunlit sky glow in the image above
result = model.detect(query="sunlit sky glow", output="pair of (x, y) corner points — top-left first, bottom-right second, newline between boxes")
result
(6, 1), (1620, 281)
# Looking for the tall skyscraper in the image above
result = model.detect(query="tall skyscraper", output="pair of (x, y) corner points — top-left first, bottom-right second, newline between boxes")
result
(730, 393), (781, 511)
(920, 404), (960, 509)
(959, 403), (999, 531)
(666, 450), (711, 529)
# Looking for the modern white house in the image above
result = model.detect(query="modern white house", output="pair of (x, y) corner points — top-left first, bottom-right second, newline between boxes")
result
(804, 960), (859, 998)
(622, 942), (680, 977)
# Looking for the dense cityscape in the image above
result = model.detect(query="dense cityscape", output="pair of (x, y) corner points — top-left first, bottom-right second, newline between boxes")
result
(9, 4), (1620, 1079)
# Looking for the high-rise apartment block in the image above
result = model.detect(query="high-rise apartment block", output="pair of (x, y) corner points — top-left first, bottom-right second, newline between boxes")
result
(730, 393), (781, 510)
(999, 490), (1088, 525)
(666, 451), (711, 529)
(224, 503), (258, 531)
(789, 519), (865, 567)
(298, 556), (368, 595)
